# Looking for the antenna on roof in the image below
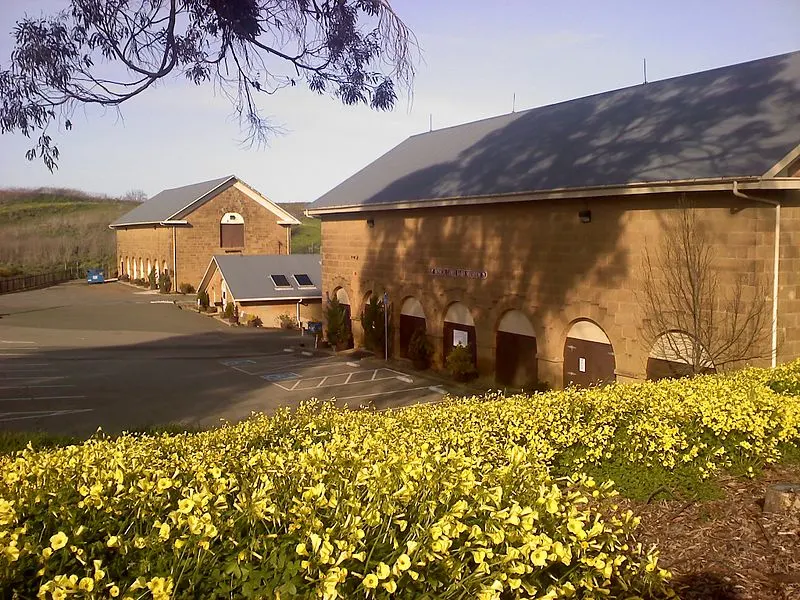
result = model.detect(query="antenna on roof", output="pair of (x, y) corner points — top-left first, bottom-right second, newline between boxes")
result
(512, 93), (516, 113)
(429, 113), (432, 132)
(643, 58), (648, 84)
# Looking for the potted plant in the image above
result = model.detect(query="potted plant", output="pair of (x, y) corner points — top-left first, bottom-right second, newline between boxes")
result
(407, 327), (433, 370)
(446, 344), (478, 382)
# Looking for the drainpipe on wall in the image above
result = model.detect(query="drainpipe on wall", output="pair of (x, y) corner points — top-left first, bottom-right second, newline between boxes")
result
(172, 226), (178, 285)
(732, 181), (780, 368)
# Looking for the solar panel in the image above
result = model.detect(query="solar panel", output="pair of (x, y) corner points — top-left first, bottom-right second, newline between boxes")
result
(270, 274), (291, 288)
(294, 273), (314, 287)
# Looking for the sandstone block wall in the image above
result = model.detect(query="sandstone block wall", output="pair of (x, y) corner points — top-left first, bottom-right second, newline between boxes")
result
(320, 191), (788, 388)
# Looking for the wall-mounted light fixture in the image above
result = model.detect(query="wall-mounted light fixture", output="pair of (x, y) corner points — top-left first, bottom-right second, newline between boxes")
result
(578, 209), (592, 224)
(367, 218), (375, 228)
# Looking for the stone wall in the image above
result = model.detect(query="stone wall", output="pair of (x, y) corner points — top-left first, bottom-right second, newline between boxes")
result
(320, 191), (788, 387)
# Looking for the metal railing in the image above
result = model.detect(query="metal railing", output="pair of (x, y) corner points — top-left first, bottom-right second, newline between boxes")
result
(0, 268), (86, 295)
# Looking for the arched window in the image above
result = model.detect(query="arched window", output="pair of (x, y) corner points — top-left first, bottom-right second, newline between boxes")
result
(220, 212), (245, 248)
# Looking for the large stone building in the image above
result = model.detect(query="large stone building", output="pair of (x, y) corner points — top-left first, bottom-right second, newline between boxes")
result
(111, 175), (299, 289)
(307, 51), (800, 389)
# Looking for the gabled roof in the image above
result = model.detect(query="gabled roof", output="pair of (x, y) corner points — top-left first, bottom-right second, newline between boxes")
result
(308, 51), (800, 214)
(199, 254), (322, 302)
(110, 175), (300, 227)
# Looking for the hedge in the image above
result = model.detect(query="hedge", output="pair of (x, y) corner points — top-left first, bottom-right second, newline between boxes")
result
(2, 361), (800, 599)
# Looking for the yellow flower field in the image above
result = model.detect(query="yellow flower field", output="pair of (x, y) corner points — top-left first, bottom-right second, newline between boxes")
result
(1, 362), (799, 599)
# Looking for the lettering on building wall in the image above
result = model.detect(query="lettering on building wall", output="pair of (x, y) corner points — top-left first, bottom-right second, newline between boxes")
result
(429, 267), (488, 280)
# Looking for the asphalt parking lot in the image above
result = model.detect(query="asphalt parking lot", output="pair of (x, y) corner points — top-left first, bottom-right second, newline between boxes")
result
(0, 281), (450, 436)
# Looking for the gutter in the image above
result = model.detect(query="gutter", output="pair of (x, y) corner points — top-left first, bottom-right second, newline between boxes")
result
(732, 181), (780, 368)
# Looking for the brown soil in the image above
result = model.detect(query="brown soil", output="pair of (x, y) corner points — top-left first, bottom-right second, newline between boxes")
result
(633, 466), (800, 599)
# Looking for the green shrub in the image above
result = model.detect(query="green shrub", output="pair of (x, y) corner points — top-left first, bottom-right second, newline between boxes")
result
(197, 290), (210, 309)
(277, 313), (297, 329)
(148, 267), (157, 290)
(158, 272), (172, 294)
(223, 302), (235, 320)
(361, 294), (386, 352)
(446, 344), (478, 381)
(179, 282), (195, 295)
(246, 315), (263, 328)
(324, 297), (351, 349)
(407, 326), (433, 368)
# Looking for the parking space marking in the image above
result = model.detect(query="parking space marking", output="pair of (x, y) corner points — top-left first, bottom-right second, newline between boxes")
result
(0, 384), (75, 390)
(330, 386), (445, 403)
(0, 341), (37, 345)
(0, 395), (87, 402)
(0, 408), (93, 423)
(271, 368), (414, 392)
(346, 361), (360, 367)
(235, 356), (339, 375)
(219, 359), (256, 367)
(261, 372), (300, 382)
(3, 375), (66, 381)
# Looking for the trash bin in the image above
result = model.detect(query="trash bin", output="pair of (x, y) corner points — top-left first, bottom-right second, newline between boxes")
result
(86, 269), (105, 284)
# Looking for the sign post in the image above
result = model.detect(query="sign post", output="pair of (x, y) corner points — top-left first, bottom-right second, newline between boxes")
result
(383, 291), (389, 361)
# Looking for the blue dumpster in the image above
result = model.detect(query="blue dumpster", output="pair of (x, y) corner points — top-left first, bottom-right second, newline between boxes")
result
(86, 269), (105, 284)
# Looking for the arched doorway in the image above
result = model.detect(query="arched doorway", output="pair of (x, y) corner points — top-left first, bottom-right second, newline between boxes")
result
(563, 320), (615, 387)
(495, 310), (537, 387)
(443, 302), (477, 367)
(334, 287), (354, 349)
(647, 331), (716, 380)
(399, 297), (426, 358)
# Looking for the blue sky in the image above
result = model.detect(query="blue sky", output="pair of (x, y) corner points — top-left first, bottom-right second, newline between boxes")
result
(0, 0), (798, 202)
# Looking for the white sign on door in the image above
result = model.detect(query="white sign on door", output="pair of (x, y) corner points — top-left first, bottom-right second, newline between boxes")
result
(578, 357), (586, 373)
(453, 329), (469, 347)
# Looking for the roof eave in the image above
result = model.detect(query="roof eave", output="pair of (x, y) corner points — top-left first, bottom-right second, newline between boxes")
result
(305, 175), (798, 215)
(237, 295), (322, 302)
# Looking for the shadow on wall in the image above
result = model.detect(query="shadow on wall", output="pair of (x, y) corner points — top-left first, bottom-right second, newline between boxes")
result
(353, 55), (795, 379)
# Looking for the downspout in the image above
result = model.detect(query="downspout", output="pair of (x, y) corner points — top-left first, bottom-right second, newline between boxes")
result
(732, 181), (780, 368)
(172, 226), (178, 286)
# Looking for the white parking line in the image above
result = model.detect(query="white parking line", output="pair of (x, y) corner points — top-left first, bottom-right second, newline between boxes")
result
(0, 384), (75, 390)
(0, 341), (37, 345)
(0, 408), (93, 423)
(0, 363), (49, 368)
(237, 356), (339, 375)
(271, 368), (414, 392)
(2, 376), (65, 381)
(330, 386), (444, 403)
(0, 368), (54, 373)
(0, 395), (87, 402)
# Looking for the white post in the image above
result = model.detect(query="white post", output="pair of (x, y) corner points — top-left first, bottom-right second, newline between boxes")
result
(383, 291), (389, 361)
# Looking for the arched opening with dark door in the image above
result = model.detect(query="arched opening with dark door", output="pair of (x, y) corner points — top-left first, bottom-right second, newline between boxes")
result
(399, 297), (426, 358)
(443, 302), (477, 367)
(563, 320), (616, 387)
(495, 310), (538, 387)
(334, 287), (354, 349)
(646, 331), (716, 380)
(220, 212), (245, 248)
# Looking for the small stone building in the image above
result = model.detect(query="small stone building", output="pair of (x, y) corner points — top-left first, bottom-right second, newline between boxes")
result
(307, 51), (800, 389)
(197, 254), (322, 328)
(110, 175), (300, 289)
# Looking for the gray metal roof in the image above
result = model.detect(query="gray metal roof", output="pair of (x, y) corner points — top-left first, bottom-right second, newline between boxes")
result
(208, 254), (322, 301)
(110, 176), (235, 226)
(309, 51), (800, 211)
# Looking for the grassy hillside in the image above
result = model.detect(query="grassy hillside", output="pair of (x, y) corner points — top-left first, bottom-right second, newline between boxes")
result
(0, 192), (322, 278)
(0, 188), (135, 277)
(278, 202), (321, 254)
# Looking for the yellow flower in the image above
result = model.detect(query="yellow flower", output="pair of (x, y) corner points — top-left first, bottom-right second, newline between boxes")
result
(107, 535), (119, 548)
(78, 577), (94, 592)
(109, 585), (120, 597)
(363, 574), (379, 589)
(382, 580), (397, 593)
(158, 523), (170, 541)
(178, 498), (195, 514)
(376, 562), (390, 580)
(394, 554), (411, 572)
(3, 545), (19, 562)
(49, 531), (68, 551)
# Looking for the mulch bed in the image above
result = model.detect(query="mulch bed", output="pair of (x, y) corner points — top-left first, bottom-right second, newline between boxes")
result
(632, 466), (800, 599)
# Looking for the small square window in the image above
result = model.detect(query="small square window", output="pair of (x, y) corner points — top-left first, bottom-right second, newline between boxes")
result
(270, 274), (291, 288)
(293, 273), (314, 287)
